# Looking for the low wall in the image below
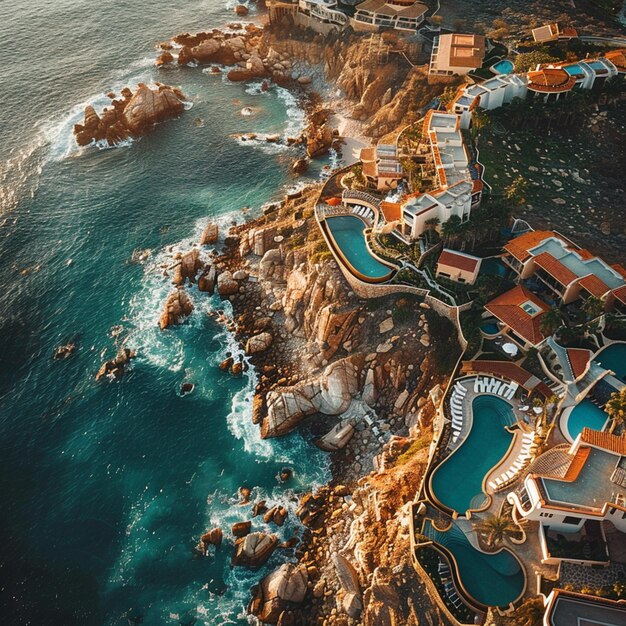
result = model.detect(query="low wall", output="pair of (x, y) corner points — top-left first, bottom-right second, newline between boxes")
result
(294, 12), (342, 35)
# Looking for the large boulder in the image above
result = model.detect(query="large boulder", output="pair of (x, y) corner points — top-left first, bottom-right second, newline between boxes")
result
(232, 532), (278, 568)
(262, 356), (363, 438)
(246, 332), (273, 355)
(159, 287), (194, 329)
(172, 248), (203, 285)
(217, 271), (240, 297)
(200, 222), (219, 245)
(315, 418), (356, 451)
(249, 563), (308, 624)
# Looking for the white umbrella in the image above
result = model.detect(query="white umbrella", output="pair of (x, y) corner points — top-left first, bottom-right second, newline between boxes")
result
(533, 406), (543, 415)
(502, 342), (519, 356)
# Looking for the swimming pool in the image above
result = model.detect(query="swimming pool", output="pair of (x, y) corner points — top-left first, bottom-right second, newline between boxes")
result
(491, 59), (514, 75)
(431, 395), (516, 514)
(561, 400), (609, 443)
(481, 321), (500, 335)
(596, 343), (626, 383)
(564, 64), (585, 77)
(423, 520), (525, 608)
(480, 257), (508, 278)
(325, 215), (393, 281)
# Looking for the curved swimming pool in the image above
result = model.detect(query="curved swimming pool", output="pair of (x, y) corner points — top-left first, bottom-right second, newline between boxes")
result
(423, 520), (525, 608)
(561, 400), (608, 443)
(325, 215), (393, 281)
(431, 395), (516, 514)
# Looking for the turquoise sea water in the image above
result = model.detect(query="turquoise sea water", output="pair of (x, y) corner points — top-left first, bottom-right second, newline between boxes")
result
(0, 2), (331, 624)
(430, 395), (515, 514)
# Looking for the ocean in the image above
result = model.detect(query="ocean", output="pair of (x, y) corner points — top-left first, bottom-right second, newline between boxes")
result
(0, 1), (331, 624)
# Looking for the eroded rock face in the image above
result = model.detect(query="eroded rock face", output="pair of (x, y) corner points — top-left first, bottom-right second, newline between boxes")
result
(172, 248), (204, 285)
(159, 287), (193, 329)
(305, 109), (335, 158)
(73, 83), (186, 147)
(200, 222), (219, 245)
(315, 418), (356, 451)
(262, 356), (363, 438)
(249, 563), (308, 624)
(232, 532), (278, 568)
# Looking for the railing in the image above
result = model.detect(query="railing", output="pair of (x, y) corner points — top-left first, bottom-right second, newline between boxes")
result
(342, 189), (382, 210)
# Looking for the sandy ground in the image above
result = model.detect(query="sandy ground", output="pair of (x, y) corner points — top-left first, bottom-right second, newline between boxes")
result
(330, 110), (369, 165)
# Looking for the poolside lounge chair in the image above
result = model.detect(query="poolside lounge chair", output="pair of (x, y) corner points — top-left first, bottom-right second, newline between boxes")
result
(505, 470), (516, 480)
(438, 562), (450, 573)
(488, 481), (497, 490)
(492, 380), (502, 394)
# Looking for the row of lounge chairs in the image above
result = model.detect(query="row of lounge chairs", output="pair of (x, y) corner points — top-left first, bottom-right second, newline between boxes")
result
(488, 431), (538, 491)
(474, 376), (518, 400)
(450, 382), (467, 444)
(350, 205), (375, 222)
(438, 561), (464, 609)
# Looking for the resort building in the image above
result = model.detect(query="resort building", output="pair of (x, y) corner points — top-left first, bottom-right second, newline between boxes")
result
(604, 49), (626, 75)
(398, 111), (480, 239)
(266, 0), (349, 33)
(429, 33), (486, 76)
(297, 0), (349, 28)
(531, 23), (578, 44)
(351, 0), (428, 32)
(502, 230), (626, 308)
(360, 144), (403, 191)
(435, 249), (481, 284)
(484, 285), (549, 349)
(510, 428), (626, 539)
(543, 589), (626, 626)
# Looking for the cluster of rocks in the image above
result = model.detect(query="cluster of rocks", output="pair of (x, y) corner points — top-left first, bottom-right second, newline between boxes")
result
(74, 83), (187, 147)
(96, 347), (136, 381)
(157, 27), (313, 87)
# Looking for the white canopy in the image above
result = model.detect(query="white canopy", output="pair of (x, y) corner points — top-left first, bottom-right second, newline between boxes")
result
(502, 342), (519, 356)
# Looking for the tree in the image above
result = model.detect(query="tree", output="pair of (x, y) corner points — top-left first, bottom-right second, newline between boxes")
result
(441, 215), (463, 247)
(471, 106), (490, 139)
(439, 85), (459, 109)
(513, 597), (545, 626)
(582, 296), (604, 322)
(514, 49), (559, 73)
(606, 388), (626, 433)
(540, 307), (563, 337)
(505, 175), (528, 206)
(473, 515), (518, 547)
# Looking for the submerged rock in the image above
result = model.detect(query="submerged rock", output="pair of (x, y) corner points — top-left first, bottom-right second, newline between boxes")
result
(96, 347), (136, 381)
(53, 343), (76, 360)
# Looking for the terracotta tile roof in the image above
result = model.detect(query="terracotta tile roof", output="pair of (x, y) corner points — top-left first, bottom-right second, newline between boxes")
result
(380, 201), (401, 222)
(356, 0), (428, 19)
(611, 263), (626, 279)
(578, 274), (610, 298)
(436, 33), (486, 70)
(528, 445), (576, 479)
(533, 251), (578, 286)
(485, 285), (549, 346)
(460, 360), (552, 397)
(362, 160), (378, 178)
(612, 285), (626, 305)
(438, 249), (480, 273)
(566, 348), (591, 380)
(360, 146), (377, 162)
(604, 49), (626, 73)
(527, 68), (577, 93)
(580, 428), (626, 455)
(504, 230), (556, 262)
(563, 446), (591, 481)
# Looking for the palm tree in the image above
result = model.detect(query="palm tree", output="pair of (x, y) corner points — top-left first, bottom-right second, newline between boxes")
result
(471, 107), (490, 140)
(583, 296), (604, 322)
(424, 216), (440, 244)
(513, 597), (545, 626)
(606, 388), (626, 433)
(473, 515), (518, 547)
(540, 307), (563, 337)
(505, 175), (528, 206)
(441, 215), (462, 247)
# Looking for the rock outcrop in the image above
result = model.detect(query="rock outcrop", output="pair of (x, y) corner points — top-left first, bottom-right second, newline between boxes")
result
(262, 356), (363, 438)
(159, 287), (193, 329)
(74, 83), (187, 147)
(305, 110), (335, 158)
(96, 347), (136, 381)
(249, 563), (308, 624)
(232, 532), (279, 568)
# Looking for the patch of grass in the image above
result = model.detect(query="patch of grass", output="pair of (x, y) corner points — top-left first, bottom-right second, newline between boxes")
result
(396, 433), (431, 465)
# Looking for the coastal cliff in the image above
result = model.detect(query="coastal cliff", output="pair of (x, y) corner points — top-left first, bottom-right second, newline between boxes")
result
(211, 185), (460, 623)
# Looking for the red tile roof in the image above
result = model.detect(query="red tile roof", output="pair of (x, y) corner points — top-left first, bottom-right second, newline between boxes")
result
(580, 428), (626, 455)
(605, 49), (626, 73)
(578, 274), (610, 298)
(613, 285), (626, 305)
(527, 68), (577, 93)
(438, 249), (480, 273)
(504, 230), (556, 262)
(485, 285), (549, 345)
(612, 264), (626, 279)
(566, 348), (591, 380)
(533, 251), (578, 286)
(461, 360), (553, 397)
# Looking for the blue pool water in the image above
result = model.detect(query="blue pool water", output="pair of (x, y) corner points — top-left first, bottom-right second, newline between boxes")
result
(325, 215), (392, 280)
(480, 257), (507, 277)
(491, 59), (514, 75)
(588, 60), (607, 71)
(564, 64), (585, 76)
(423, 520), (525, 607)
(596, 343), (626, 382)
(481, 322), (500, 335)
(563, 400), (608, 441)
(431, 395), (516, 514)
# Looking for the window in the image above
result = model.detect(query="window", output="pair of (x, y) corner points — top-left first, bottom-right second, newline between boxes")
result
(562, 516), (580, 525)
